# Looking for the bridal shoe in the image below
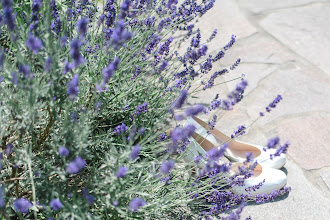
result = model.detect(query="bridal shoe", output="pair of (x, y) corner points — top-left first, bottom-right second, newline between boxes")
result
(185, 116), (286, 169)
(182, 133), (287, 196)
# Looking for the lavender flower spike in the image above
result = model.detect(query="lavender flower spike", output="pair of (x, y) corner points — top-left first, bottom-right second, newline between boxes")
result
(129, 197), (146, 212)
(67, 74), (79, 101)
(59, 146), (69, 157)
(26, 35), (43, 54)
(70, 39), (85, 67)
(66, 156), (86, 174)
(116, 166), (128, 178)
(50, 198), (63, 211)
(13, 198), (33, 214)
(185, 104), (205, 117)
(77, 18), (88, 37)
(130, 145), (141, 160)
(170, 89), (188, 112)
(160, 160), (175, 174)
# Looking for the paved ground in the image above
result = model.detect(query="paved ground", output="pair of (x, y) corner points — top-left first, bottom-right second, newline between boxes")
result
(190, 0), (330, 219)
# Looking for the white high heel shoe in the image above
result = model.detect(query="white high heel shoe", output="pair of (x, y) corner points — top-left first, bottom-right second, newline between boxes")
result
(185, 116), (286, 169)
(182, 132), (287, 196)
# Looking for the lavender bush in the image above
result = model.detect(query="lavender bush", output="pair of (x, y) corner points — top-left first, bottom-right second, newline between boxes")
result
(0, 0), (290, 219)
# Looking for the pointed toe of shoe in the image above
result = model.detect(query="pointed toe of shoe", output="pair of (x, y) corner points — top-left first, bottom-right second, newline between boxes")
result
(232, 165), (287, 196)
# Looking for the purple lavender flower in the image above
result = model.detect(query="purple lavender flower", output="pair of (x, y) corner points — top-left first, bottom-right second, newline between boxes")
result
(0, 76), (3, 84)
(0, 186), (4, 208)
(171, 124), (196, 143)
(0, 50), (4, 70)
(50, 0), (61, 35)
(44, 57), (52, 72)
(82, 188), (95, 205)
(213, 50), (225, 62)
(111, 20), (133, 50)
(224, 35), (236, 51)
(190, 33), (201, 48)
(167, 0), (178, 9)
(130, 145), (141, 160)
(70, 39), (85, 67)
(157, 37), (173, 55)
(245, 179), (265, 192)
(265, 95), (283, 113)
(67, 74), (79, 101)
(231, 125), (246, 138)
(266, 137), (280, 150)
(59, 146), (69, 157)
(144, 16), (155, 27)
(5, 143), (13, 156)
(113, 123), (128, 135)
(230, 58), (241, 70)
(98, 14), (105, 25)
(19, 64), (31, 79)
(129, 197), (146, 212)
(60, 36), (67, 47)
(200, 56), (213, 73)
(120, 0), (130, 18)
(130, 102), (149, 120)
(13, 198), (32, 214)
(26, 35), (42, 54)
(138, 127), (145, 134)
(185, 104), (205, 117)
(145, 34), (161, 54)
(207, 29), (218, 42)
(2, 0), (16, 31)
(102, 57), (120, 84)
(204, 69), (228, 90)
(113, 201), (118, 206)
(66, 156), (86, 174)
(158, 133), (167, 141)
(160, 160), (175, 174)
(223, 202), (245, 220)
(11, 72), (18, 85)
(270, 141), (289, 159)
(77, 18), (88, 37)
(130, 65), (141, 80)
(222, 79), (248, 110)
(158, 60), (168, 72)
(63, 61), (73, 74)
(207, 144), (228, 161)
(116, 166), (128, 178)
(244, 152), (254, 164)
(171, 89), (188, 111)
(50, 198), (63, 211)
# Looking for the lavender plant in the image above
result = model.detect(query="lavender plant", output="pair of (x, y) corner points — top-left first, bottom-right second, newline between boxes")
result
(0, 0), (290, 219)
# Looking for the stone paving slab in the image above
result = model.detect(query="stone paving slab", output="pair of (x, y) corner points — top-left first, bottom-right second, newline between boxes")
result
(195, 0), (257, 53)
(244, 66), (330, 127)
(259, 2), (330, 76)
(241, 158), (330, 220)
(277, 113), (330, 170)
(238, 0), (329, 14)
(319, 168), (330, 190)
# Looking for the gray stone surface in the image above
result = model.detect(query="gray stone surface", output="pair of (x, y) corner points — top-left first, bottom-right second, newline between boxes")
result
(195, 0), (257, 52)
(238, 0), (329, 14)
(259, 2), (330, 75)
(241, 158), (330, 219)
(244, 66), (330, 127)
(320, 168), (330, 190)
(277, 114), (330, 170)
